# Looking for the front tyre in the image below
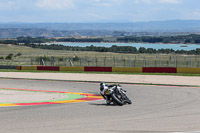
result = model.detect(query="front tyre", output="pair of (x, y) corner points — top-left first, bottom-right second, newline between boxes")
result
(111, 93), (124, 106)
(121, 93), (132, 104)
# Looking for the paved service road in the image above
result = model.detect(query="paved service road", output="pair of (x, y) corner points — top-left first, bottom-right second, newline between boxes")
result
(1, 78), (200, 133)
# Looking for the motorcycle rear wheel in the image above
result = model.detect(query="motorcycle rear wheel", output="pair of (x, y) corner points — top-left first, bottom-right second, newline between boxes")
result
(111, 93), (124, 106)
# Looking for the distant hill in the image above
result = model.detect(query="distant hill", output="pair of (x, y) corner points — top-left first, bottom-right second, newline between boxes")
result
(0, 20), (200, 38)
(0, 28), (114, 38)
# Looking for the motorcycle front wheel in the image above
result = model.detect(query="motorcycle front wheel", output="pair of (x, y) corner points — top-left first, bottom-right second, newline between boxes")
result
(123, 94), (132, 104)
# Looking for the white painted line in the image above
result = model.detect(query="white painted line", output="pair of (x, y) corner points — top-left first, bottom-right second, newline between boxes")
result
(172, 131), (200, 133)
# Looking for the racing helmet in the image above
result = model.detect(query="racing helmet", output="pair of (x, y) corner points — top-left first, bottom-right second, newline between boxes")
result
(100, 82), (105, 91)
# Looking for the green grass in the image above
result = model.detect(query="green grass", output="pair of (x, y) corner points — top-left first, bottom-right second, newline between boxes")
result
(0, 69), (200, 77)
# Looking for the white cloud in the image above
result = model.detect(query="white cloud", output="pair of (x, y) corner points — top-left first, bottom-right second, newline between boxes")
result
(135, 0), (153, 4)
(184, 10), (200, 20)
(35, 0), (75, 10)
(0, 1), (17, 10)
(192, 11), (200, 16)
(109, 0), (124, 3)
(92, 0), (124, 7)
(88, 13), (105, 19)
(100, 3), (111, 7)
(134, 0), (181, 4)
(159, 0), (181, 4)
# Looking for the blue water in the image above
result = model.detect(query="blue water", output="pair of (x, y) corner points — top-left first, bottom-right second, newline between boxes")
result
(48, 42), (200, 51)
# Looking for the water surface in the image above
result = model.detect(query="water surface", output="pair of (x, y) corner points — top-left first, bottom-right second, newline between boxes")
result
(46, 42), (200, 51)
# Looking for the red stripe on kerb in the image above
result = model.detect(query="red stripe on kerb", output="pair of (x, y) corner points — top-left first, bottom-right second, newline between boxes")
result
(84, 67), (112, 72)
(143, 67), (177, 73)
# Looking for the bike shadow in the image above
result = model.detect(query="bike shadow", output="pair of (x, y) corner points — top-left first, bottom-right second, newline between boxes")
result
(89, 103), (117, 106)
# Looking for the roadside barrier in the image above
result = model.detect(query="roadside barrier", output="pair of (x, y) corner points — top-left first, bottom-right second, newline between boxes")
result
(21, 66), (37, 70)
(37, 66), (59, 71)
(1, 65), (200, 74)
(143, 67), (177, 73)
(112, 67), (142, 73)
(0, 65), (18, 70)
(84, 67), (112, 72)
(177, 67), (200, 74)
(60, 66), (84, 71)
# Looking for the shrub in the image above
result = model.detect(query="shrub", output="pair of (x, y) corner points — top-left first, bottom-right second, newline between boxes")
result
(14, 53), (22, 57)
(58, 57), (64, 61)
(5, 53), (14, 60)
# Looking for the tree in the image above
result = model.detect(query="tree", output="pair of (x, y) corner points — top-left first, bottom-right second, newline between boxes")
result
(5, 53), (14, 60)
(195, 39), (200, 44)
(139, 47), (146, 53)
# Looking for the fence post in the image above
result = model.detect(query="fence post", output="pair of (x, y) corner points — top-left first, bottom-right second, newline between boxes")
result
(94, 57), (96, 66)
(104, 57), (106, 67)
(38, 56), (40, 65)
(158, 56), (161, 67)
(143, 56), (146, 67)
(113, 57), (115, 67)
(93, 58), (95, 66)
(190, 57), (192, 68)
(80, 58), (82, 66)
(174, 56), (177, 67)
(134, 59), (136, 67)
(87, 59), (90, 66)
(40, 57), (42, 65)
(51, 56), (54, 66)
(134, 56), (136, 67)
(65, 57), (67, 66)
(117, 57), (119, 67)
(30, 57), (33, 65)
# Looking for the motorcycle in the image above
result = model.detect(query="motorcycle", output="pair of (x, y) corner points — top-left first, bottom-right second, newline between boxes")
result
(100, 82), (132, 106)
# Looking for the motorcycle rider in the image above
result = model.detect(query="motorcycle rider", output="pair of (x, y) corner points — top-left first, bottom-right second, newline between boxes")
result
(100, 82), (131, 105)
(100, 82), (117, 105)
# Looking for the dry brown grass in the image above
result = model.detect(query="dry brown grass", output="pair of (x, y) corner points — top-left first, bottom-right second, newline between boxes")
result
(0, 44), (199, 67)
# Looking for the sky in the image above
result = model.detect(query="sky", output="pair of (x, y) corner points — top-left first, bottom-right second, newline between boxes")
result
(0, 0), (200, 23)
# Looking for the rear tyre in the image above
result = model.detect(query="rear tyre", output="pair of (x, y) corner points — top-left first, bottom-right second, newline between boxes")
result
(111, 93), (124, 106)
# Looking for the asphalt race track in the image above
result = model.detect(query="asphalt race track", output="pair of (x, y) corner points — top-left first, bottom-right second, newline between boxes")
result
(1, 78), (200, 133)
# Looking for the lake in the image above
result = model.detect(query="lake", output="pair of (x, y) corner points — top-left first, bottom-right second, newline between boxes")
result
(46, 42), (200, 51)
